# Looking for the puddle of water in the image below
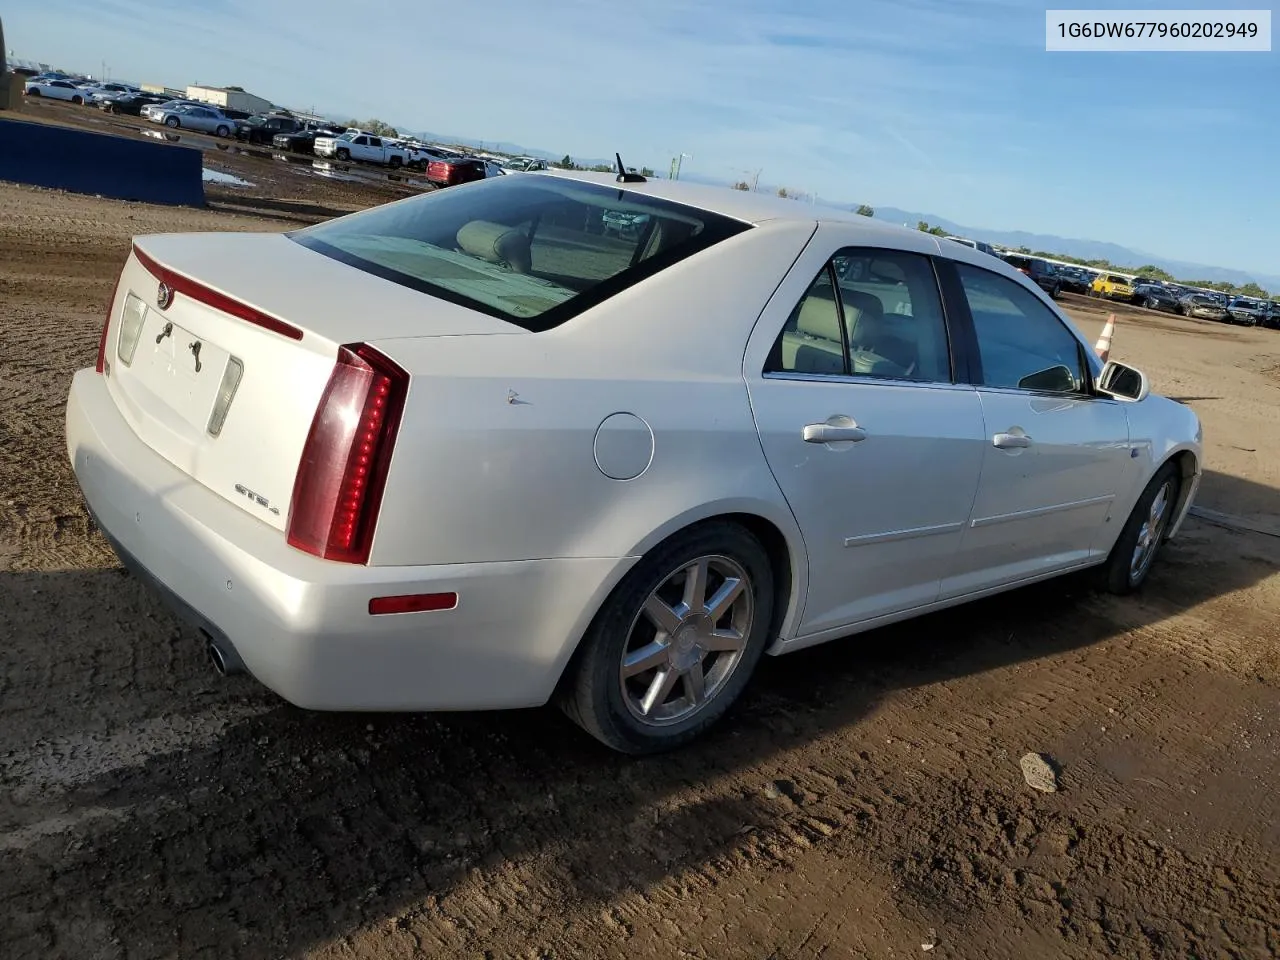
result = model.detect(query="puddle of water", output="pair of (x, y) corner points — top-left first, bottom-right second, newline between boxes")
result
(202, 168), (254, 187)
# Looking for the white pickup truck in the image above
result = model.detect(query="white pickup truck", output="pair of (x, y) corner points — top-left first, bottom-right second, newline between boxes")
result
(313, 130), (412, 167)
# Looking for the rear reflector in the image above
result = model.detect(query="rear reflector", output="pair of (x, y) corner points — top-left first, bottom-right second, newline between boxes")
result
(96, 271), (124, 375)
(286, 343), (409, 564)
(368, 593), (458, 615)
(132, 244), (304, 342)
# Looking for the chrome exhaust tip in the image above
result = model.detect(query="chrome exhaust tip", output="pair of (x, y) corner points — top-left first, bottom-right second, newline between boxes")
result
(204, 633), (245, 677)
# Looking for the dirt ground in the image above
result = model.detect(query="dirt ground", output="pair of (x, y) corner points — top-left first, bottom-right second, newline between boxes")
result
(2, 100), (1279, 960)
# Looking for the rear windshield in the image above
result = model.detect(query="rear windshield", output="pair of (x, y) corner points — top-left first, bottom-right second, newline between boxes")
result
(289, 176), (750, 331)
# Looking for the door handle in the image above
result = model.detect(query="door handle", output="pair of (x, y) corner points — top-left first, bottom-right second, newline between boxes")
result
(803, 420), (867, 444)
(992, 431), (1033, 449)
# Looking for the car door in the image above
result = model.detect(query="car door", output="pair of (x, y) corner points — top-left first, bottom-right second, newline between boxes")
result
(938, 260), (1131, 597)
(745, 233), (988, 638)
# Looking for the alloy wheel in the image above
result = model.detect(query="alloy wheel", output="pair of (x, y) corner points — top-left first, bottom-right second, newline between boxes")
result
(619, 555), (754, 726)
(1130, 480), (1173, 583)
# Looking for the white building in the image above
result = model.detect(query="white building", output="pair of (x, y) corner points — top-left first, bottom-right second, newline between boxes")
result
(185, 85), (274, 115)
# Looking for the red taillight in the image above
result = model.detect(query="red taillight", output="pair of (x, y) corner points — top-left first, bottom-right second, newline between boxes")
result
(132, 244), (304, 342)
(95, 272), (124, 374)
(368, 593), (458, 615)
(286, 343), (408, 564)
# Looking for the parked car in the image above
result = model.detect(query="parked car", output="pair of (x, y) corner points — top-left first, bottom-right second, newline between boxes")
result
(1091, 273), (1135, 301)
(1056, 266), (1094, 295)
(141, 99), (200, 121)
(235, 113), (309, 145)
(272, 124), (346, 154)
(1000, 255), (1061, 298)
(502, 157), (550, 173)
(1262, 302), (1280, 330)
(425, 156), (488, 187)
(150, 103), (234, 137)
(1133, 284), (1180, 313)
(68, 172), (1202, 754)
(23, 78), (89, 103)
(83, 82), (140, 103)
(943, 236), (999, 257)
(1179, 294), (1229, 321)
(314, 131), (413, 167)
(1224, 298), (1263, 326)
(96, 92), (170, 116)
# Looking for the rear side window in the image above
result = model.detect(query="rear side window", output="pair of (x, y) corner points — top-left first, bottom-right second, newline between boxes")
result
(290, 176), (750, 331)
(766, 249), (951, 383)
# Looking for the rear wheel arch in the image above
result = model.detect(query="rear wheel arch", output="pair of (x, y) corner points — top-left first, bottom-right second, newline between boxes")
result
(553, 514), (798, 751)
(554, 511), (803, 695)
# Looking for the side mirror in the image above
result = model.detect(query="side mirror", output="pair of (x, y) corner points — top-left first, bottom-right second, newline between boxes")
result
(1096, 360), (1150, 402)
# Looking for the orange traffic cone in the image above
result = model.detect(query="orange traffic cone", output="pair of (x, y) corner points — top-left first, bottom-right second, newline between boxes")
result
(1095, 314), (1115, 361)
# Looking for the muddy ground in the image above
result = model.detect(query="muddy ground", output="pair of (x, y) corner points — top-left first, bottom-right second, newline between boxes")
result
(2, 99), (1279, 960)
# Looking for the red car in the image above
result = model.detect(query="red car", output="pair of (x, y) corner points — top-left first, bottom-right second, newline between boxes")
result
(426, 157), (487, 188)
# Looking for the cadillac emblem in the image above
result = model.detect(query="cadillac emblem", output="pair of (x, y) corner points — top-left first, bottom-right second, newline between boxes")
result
(156, 281), (173, 310)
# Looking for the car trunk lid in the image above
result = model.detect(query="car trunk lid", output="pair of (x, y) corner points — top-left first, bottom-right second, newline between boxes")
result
(101, 232), (521, 533)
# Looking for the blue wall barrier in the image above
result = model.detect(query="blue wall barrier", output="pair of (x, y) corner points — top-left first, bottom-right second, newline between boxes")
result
(0, 118), (205, 206)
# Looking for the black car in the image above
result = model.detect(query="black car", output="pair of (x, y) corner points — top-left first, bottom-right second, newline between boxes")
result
(1262, 302), (1280, 330)
(235, 114), (310, 145)
(1056, 266), (1093, 294)
(1133, 284), (1180, 312)
(1001, 254), (1062, 298)
(272, 123), (345, 154)
(96, 91), (169, 116)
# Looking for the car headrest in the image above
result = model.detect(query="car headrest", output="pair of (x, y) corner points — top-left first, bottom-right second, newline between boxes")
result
(841, 289), (885, 327)
(456, 220), (532, 273)
(795, 294), (843, 342)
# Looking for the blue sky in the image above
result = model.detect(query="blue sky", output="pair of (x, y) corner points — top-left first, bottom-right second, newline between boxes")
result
(10, 0), (1278, 276)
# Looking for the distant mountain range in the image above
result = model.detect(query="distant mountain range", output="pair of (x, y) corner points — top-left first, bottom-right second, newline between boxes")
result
(390, 133), (1277, 290)
(867, 206), (1280, 290)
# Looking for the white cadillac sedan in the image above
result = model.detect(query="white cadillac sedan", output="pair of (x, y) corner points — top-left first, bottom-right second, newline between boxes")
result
(66, 172), (1202, 753)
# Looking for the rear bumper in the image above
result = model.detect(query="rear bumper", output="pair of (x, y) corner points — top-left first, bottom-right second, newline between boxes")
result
(66, 369), (630, 712)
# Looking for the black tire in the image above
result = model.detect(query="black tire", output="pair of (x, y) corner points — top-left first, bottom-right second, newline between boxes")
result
(336, 148), (350, 161)
(72, 95), (83, 105)
(558, 521), (775, 754)
(389, 155), (403, 169)
(165, 116), (180, 128)
(27, 88), (40, 97)
(215, 125), (230, 138)
(1097, 461), (1182, 595)
(1050, 283), (1061, 299)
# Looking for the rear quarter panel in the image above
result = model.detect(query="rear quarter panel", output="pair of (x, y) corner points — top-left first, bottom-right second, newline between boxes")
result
(367, 220), (817, 575)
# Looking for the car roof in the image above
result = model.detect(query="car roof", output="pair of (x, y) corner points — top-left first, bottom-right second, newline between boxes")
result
(539, 170), (920, 238)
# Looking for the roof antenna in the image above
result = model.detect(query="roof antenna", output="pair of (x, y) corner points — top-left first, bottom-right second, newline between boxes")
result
(615, 152), (646, 183)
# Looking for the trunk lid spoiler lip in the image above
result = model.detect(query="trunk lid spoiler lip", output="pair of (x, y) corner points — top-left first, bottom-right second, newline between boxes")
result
(131, 241), (306, 342)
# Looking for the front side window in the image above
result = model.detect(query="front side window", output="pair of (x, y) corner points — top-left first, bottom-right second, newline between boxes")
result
(766, 248), (952, 383)
(955, 263), (1086, 394)
(290, 175), (750, 332)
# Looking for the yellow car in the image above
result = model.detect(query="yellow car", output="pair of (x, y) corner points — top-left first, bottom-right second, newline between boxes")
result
(1091, 274), (1135, 301)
